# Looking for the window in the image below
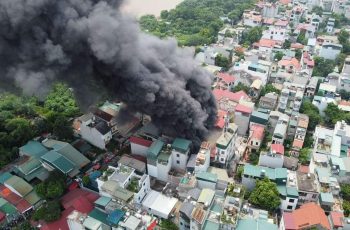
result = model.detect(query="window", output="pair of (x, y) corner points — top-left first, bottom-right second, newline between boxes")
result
(312, 194), (318, 199)
(220, 158), (225, 162)
(143, 182), (145, 186)
(176, 160), (180, 164)
(256, 142), (259, 145)
(287, 205), (293, 210)
(176, 154), (180, 157)
(251, 141), (254, 145)
(289, 198), (295, 203)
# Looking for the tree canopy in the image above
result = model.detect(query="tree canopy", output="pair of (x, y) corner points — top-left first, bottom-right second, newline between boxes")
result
(33, 200), (61, 222)
(312, 57), (336, 77)
(139, 0), (256, 46)
(299, 148), (311, 165)
(248, 178), (281, 211)
(35, 171), (66, 200)
(300, 100), (323, 131)
(324, 103), (350, 126)
(260, 84), (280, 97)
(232, 82), (249, 93)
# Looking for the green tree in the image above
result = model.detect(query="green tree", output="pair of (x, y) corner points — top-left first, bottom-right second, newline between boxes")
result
(159, 219), (178, 230)
(274, 51), (284, 61)
(339, 89), (350, 100)
(296, 31), (307, 45)
(324, 103), (348, 126)
(33, 200), (61, 222)
(35, 171), (66, 200)
(295, 49), (302, 61)
(5, 118), (34, 146)
(13, 221), (37, 230)
(311, 6), (323, 16)
(300, 100), (323, 131)
(283, 40), (291, 49)
(52, 114), (74, 141)
(299, 148), (311, 165)
(249, 178), (281, 211)
(82, 175), (90, 186)
(312, 57), (336, 77)
(232, 82), (249, 93)
(241, 27), (263, 45)
(338, 29), (350, 54)
(44, 83), (80, 117)
(343, 200), (350, 217)
(35, 183), (47, 199)
(341, 184), (350, 200)
(260, 84), (280, 96)
(46, 181), (65, 199)
(215, 54), (230, 69)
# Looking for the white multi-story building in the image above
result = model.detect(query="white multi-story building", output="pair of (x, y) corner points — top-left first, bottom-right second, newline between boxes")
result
(262, 26), (287, 41)
(216, 123), (238, 167)
(78, 114), (112, 149)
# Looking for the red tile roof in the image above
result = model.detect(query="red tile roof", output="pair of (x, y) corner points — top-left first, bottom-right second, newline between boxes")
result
(257, 38), (278, 48)
(0, 211), (5, 222)
(72, 196), (94, 214)
(0, 185), (31, 213)
(291, 43), (304, 49)
(298, 165), (309, 173)
(293, 139), (304, 149)
(275, 19), (289, 26)
(330, 211), (344, 228)
(217, 73), (236, 84)
(278, 57), (301, 70)
(129, 136), (153, 147)
(283, 202), (331, 230)
(271, 144), (284, 155)
(216, 110), (228, 129)
(235, 104), (253, 114)
(250, 124), (265, 140)
(61, 188), (99, 210)
(213, 89), (249, 103)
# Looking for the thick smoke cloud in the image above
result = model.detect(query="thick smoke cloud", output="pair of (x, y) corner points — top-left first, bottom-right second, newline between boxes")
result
(0, 0), (217, 144)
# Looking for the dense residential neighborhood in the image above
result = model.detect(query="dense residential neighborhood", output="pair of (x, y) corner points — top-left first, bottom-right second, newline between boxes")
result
(0, 0), (350, 229)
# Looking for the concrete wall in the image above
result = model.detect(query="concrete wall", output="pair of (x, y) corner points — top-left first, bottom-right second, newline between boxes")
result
(130, 143), (148, 157)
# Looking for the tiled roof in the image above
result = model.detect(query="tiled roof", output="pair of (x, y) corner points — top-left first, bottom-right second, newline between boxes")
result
(250, 124), (265, 140)
(217, 72), (236, 84)
(293, 139), (304, 149)
(291, 43), (304, 49)
(278, 57), (301, 70)
(213, 89), (248, 103)
(271, 144), (284, 155)
(330, 211), (344, 228)
(257, 38), (278, 48)
(61, 188), (99, 210)
(235, 104), (253, 114)
(172, 138), (192, 153)
(129, 136), (152, 147)
(283, 202), (331, 230)
(216, 109), (228, 129)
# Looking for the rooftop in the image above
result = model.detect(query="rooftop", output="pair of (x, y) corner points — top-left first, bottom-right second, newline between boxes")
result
(20, 141), (48, 158)
(147, 139), (164, 158)
(198, 188), (215, 204)
(296, 172), (318, 192)
(243, 164), (287, 181)
(172, 138), (191, 153)
(283, 203), (330, 230)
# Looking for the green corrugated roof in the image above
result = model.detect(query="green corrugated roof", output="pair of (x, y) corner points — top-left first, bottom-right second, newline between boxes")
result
(99, 101), (120, 113)
(16, 158), (42, 175)
(0, 202), (17, 215)
(24, 190), (41, 205)
(172, 138), (191, 153)
(147, 140), (164, 158)
(196, 172), (218, 183)
(243, 164), (287, 181)
(203, 220), (220, 230)
(0, 172), (13, 184)
(236, 219), (278, 230)
(286, 187), (299, 198)
(88, 208), (109, 225)
(41, 150), (75, 174)
(4, 175), (33, 197)
(320, 192), (334, 204)
(94, 196), (111, 207)
(277, 185), (286, 196)
(42, 139), (90, 168)
(19, 141), (48, 158)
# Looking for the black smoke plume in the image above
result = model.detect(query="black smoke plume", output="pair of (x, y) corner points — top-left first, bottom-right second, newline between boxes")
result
(0, 0), (217, 144)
